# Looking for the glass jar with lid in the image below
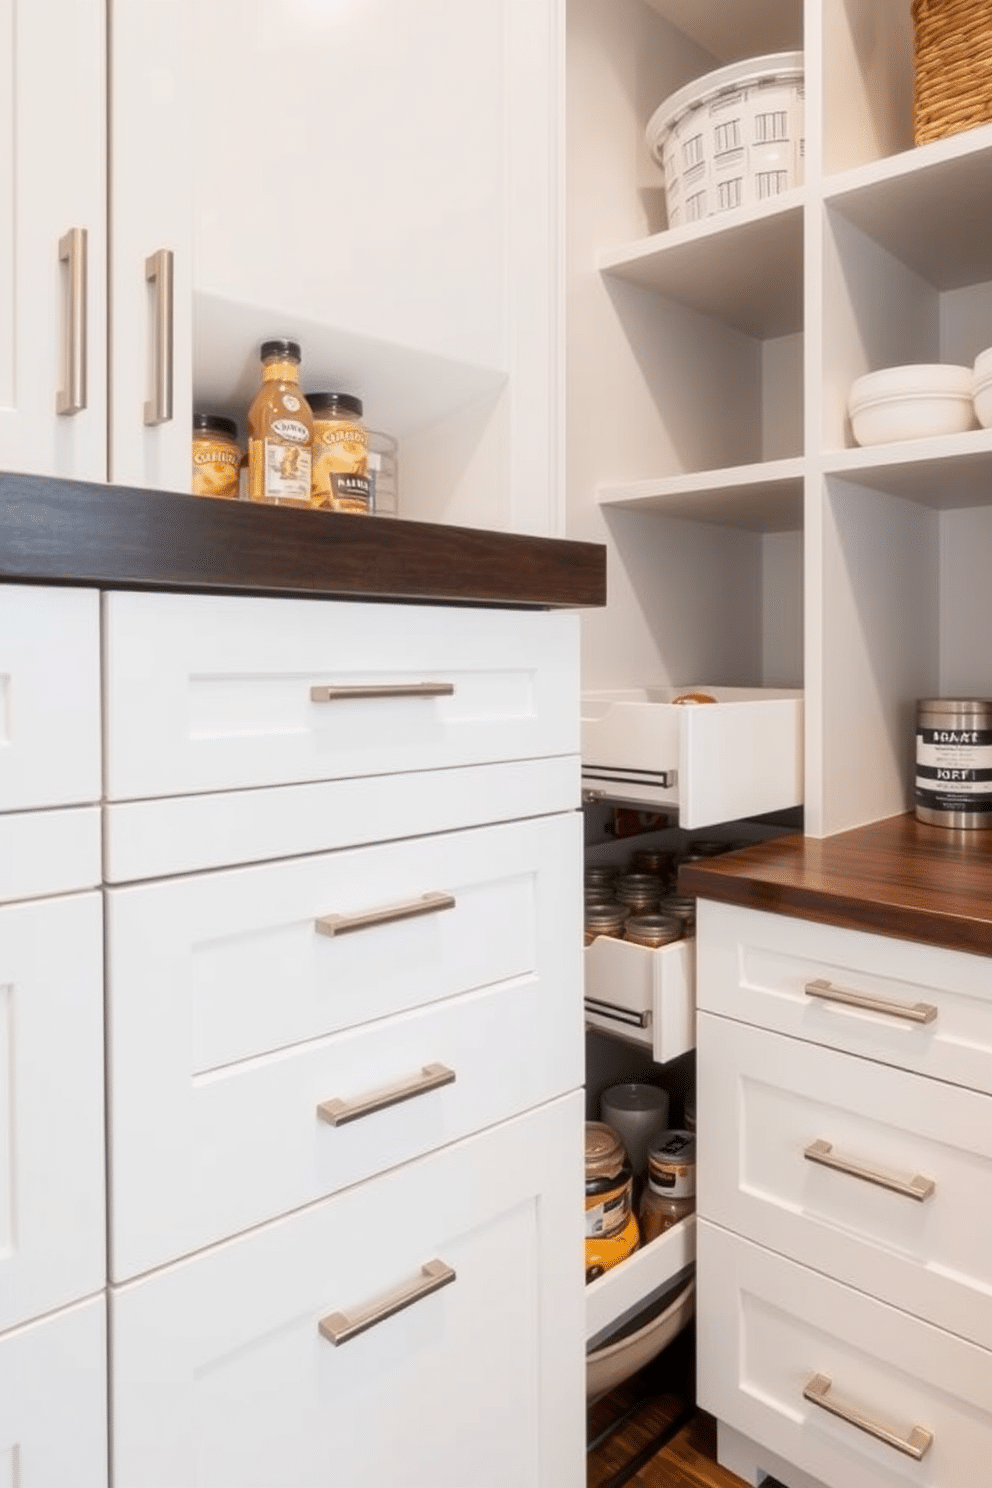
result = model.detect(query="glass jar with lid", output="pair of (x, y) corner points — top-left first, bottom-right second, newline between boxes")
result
(307, 391), (371, 513)
(614, 874), (664, 914)
(585, 1122), (639, 1281)
(623, 912), (682, 948)
(639, 1130), (696, 1242)
(584, 902), (626, 945)
(191, 414), (242, 499)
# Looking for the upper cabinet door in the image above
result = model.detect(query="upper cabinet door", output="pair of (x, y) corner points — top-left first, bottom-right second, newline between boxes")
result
(0, 0), (106, 480)
(109, 0), (193, 491)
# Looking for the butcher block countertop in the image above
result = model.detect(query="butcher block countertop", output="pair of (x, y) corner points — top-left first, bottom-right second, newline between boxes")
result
(680, 813), (992, 959)
(0, 472), (606, 609)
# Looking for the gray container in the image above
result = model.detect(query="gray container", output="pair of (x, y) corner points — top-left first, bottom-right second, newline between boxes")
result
(915, 698), (992, 829)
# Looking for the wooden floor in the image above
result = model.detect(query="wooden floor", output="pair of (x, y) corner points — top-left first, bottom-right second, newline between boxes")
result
(587, 1332), (785, 1488)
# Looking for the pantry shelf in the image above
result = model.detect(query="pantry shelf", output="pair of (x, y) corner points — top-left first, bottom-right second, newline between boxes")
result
(598, 196), (803, 338)
(597, 459), (804, 531)
(823, 430), (992, 508)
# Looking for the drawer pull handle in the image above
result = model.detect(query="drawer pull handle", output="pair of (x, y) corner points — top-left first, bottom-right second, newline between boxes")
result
(317, 1062), (456, 1127)
(805, 978), (937, 1025)
(310, 682), (455, 702)
(316, 891), (456, 938)
(318, 1259), (456, 1346)
(803, 1139), (935, 1202)
(803, 1373), (933, 1460)
(143, 248), (174, 426)
(56, 228), (88, 415)
(583, 997), (650, 1029)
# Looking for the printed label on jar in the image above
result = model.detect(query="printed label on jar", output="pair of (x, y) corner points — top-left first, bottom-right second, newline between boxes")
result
(916, 728), (992, 812)
(263, 440), (311, 501)
(585, 1187), (631, 1239)
(328, 472), (371, 513)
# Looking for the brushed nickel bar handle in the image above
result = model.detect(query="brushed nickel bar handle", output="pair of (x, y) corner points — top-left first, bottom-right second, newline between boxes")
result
(56, 228), (87, 415)
(310, 682), (455, 702)
(143, 248), (174, 426)
(318, 1259), (456, 1346)
(805, 978), (938, 1025)
(583, 997), (650, 1029)
(315, 891), (455, 938)
(804, 1139), (935, 1202)
(803, 1373), (933, 1460)
(317, 1063), (455, 1127)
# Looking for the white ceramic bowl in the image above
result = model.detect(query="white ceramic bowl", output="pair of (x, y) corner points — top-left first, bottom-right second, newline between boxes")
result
(973, 346), (992, 428)
(847, 364), (975, 446)
(586, 1279), (695, 1401)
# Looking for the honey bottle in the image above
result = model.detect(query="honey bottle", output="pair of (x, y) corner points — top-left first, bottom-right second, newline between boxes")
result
(247, 340), (314, 505)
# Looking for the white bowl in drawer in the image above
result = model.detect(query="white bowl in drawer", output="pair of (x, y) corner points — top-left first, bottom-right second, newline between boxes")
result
(581, 686), (803, 827)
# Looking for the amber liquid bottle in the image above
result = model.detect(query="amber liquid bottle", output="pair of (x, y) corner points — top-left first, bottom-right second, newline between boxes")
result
(247, 339), (314, 505)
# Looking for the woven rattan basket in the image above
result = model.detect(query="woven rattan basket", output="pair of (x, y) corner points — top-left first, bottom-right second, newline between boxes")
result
(912, 0), (992, 144)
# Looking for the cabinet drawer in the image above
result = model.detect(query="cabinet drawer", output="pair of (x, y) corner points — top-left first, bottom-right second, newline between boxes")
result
(699, 1013), (992, 1350)
(581, 687), (802, 828)
(698, 1221), (992, 1488)
(584, 933), (695, 1063)
(103, 591), (579, 800)
(697, 899), (992, 1093)
(0, 806), (100, 903)
(110, 1094), (585, 1488)
(0, 586), (100, 811)
(0, 1296), (107, 1488)
(107, 813), (581, 1277)
(0, 893), (105, 1332)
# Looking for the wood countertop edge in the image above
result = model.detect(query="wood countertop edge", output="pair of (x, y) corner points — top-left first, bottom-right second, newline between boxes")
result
(680, 814), (992, 958)
(0, 472), (607, 609)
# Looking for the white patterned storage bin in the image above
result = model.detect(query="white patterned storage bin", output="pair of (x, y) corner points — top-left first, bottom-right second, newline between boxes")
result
(646, 53), (804, 230)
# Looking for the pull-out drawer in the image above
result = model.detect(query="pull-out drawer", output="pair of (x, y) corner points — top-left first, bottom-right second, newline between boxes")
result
(0, 893), (105, 1332)
(698, 1013), (992, 1350)
(583, 933), (695, 1063)
(106, 813), (581, 1277)
(0, 1296), (107, 1488)
(110, 1095), (584, 1488)
(0, 586), (100, 811)
(581, 686), (802, 828)
(697, 899), (992, 1093)
(698, 1221), (992, 1488)
(103, 591), (579, 800)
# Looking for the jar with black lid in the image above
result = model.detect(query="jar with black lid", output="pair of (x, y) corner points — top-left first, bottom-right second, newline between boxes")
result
(191, 413), (241, 499)
(307, 391), (371, 513)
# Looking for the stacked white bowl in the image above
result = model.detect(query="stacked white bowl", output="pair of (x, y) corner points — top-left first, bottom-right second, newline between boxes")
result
(847, 363), (976, 446)
(974, 347), (992, 428)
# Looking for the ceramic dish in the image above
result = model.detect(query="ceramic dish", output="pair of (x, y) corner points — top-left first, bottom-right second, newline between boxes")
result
(847, 363), (975, 446)
(973, 347), (992, 428)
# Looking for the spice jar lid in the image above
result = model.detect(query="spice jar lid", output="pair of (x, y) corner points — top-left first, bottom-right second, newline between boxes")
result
(585, 1122), (628, 1180)
(307, 391), (364, 418)
(192, 413), (238, 439)
(917, 698), (992, 717)
(260, 338), (301, 362)
(623, 912), (682, 947)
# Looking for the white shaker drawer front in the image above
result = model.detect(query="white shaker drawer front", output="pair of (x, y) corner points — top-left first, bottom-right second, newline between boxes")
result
(103, 591), (579, 800)
(0, 586), (100, 811)
(698, 1221), (992, 1488)
(111, 1094), (585, 1488)
(0, 805), (100, 904)
(106, 812), (581, 1278)
(699, 1013), (992, 1350)
(0, 893), (105, 1332)
(697, 899), (992, 1093)
(0, 1296), (108, 1488)
(584, 933), (695, 1063)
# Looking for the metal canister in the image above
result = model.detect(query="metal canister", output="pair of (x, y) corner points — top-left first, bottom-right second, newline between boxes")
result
(915, 698), (992, 829)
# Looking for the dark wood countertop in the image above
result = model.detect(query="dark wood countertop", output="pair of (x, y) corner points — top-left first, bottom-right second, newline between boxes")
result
(0, 472), (606, 609)
(680, 813), (992, 957)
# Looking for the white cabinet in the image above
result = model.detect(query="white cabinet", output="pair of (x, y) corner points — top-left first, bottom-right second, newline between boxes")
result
(566, 0), (992, 837)
(695, 897), (992, 1488)
(102, 588), (585, 1484)
(0, 0), (106, 480)
(111, 1096), (583, 1488)
(110, 0), (561, 531)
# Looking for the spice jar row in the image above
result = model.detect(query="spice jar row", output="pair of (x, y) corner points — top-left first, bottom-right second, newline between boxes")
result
(585, 1120), (696, 1283)
(191, 339), (397, 515)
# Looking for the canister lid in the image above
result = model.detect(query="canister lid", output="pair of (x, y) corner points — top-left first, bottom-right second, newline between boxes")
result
(306, 391), (364, 418)
(917, 698), (992, 717)
(260, 338), (301, 362)
(192, 413), (238, 439)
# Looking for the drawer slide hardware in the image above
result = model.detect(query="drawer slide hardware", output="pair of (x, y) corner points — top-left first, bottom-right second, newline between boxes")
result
(805, 977), (938, 1025)
(803, 1139), (935, 1202)
(583, 996), (650, 1029)
(316, 891), (456, 938)
(309, 681), (455, 702)
(803, 1373), (933, 1460)
(318, 1259), (456, 1346)
(318, 1063), (456, 1127)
